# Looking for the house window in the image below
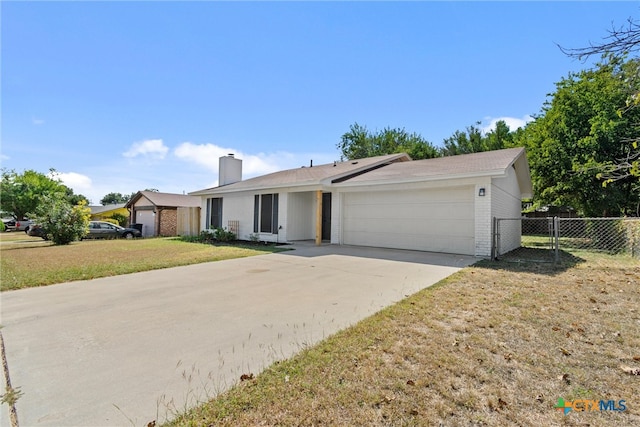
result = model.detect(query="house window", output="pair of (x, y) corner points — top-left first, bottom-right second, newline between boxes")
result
(253, 193), (278, 234)
(206, 197), (223, 229)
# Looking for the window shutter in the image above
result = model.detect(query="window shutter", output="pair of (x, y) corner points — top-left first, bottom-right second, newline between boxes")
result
(253, 195), (259, 233)
(272, 194), (279, 234)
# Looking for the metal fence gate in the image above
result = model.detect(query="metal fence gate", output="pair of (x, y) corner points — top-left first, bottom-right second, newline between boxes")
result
(493, 217), (640, 262)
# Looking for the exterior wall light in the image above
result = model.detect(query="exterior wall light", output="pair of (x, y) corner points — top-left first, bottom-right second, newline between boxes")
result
(478, 187), (486, 197)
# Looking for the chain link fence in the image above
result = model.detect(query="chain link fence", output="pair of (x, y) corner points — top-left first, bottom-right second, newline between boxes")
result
(493, 217), (640, 262)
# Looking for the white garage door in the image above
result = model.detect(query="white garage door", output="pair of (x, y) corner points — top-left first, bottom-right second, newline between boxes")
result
(135, 210), (156, 237)
(342, 186), (475, 255)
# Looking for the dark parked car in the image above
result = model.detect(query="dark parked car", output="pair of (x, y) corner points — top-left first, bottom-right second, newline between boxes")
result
(27, 221), (142, 240)
(27, 225), (48, 240)
(85, 221), (142, 239)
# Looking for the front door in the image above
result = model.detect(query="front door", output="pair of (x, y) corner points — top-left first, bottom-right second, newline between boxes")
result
(321, 193), (331, 241)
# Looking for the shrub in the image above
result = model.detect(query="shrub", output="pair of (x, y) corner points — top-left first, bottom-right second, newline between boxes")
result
(179, 228), (236, 244)
(109, 213), (128, 226)
(0, 221), (4, 232)
(213, 227), (236, 242)
(101, 218), (119, 225)
(31, 197), (91, 245)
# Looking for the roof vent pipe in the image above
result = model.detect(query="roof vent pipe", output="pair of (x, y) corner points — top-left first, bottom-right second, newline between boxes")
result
(310, 159), (313, 167)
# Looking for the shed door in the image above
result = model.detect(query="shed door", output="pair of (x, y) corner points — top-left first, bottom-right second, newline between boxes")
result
(342, 186), (475, 255)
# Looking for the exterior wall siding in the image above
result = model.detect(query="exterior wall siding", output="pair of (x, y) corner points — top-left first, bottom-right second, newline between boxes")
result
(219, 192), (256, 241)
(213, 191), (286, 243)
(491, 166), (523, 254)
(177, 207), (200, 236)
(287, 192), (315, 240)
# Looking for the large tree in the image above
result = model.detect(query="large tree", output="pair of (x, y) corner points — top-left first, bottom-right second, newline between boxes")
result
(1, 169), (88, 219)
(516, 57), (640, 216)
(560, 17), (640, 185)
(440, 120), (517, 156)
(337, 123), (440, 160)
(559, 17), (640, 60)
(1, 169), (66, 219)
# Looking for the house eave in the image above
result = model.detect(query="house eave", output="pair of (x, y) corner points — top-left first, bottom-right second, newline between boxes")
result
(333, 169), (507, 188)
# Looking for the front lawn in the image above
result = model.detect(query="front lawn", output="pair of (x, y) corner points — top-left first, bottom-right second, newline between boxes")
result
(0, 234), (283, 291)
(168, 251), (639, 426)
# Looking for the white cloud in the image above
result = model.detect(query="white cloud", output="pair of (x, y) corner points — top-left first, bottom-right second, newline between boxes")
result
(123, 139), (169, 159)
(50, 171), (93, 194)
(173, 142), (329, 177)
(480, 115), (533, 135)
(32, 118), (45, 126)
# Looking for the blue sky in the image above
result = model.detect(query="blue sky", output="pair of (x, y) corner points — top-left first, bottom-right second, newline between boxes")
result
(2, 1), (637, 204)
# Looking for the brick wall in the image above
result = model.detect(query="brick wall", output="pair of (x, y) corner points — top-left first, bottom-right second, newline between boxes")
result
(474, 182), (492, 258)
(159, 209), (177, 236)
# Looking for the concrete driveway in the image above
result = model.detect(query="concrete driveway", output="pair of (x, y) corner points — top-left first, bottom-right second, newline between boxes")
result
(0, 243), (475, 426)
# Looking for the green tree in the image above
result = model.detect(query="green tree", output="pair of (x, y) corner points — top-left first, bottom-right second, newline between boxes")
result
(440, 123), (484, 156)
(64, 187), (89, 206)
(516, 57), (640, 216)
(337, 123), (440, 160)
(0, 169), (67, 219)
(31, 196), (91, 245)
(100, 192), (132, 205)
(560, 18), (640, 185)
(108, 212), (128, 226)
(484, 120), (516, 151)
(440, 120), (516, 156)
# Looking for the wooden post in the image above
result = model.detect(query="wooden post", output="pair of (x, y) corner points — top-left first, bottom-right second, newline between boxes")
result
(315, 190), (322, 245)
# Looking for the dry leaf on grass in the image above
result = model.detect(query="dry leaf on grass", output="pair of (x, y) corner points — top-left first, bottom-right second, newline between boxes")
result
(240, 373), (254, 381)
(560, 347), (571, 356)
(620, 366), (640, 376)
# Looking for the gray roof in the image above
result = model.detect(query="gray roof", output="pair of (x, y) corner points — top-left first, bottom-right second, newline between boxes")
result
(127, 191), (201, 208)
(341, 147), (527, 182)
(190, 148), (533, 198)
(190, 153), (410, 195)
(337, 147), (532, 198)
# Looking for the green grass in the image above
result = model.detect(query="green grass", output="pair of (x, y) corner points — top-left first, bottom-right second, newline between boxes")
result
(167, 251), (640, 427)
(0, 233), (284, 291)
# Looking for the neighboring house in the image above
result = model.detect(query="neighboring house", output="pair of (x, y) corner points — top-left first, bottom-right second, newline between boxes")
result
(190, 149), (533, 257)
(125, 191), (201, 237)
(89, 204), (128, 223)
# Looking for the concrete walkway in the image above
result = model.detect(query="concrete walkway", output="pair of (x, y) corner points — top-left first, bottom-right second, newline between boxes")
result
(0, 243), (475, 426)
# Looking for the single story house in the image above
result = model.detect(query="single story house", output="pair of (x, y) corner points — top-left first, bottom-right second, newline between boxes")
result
(190, 148), (533, 257)
(125, 191), (201, 237)
(89, 203), (128, 223)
